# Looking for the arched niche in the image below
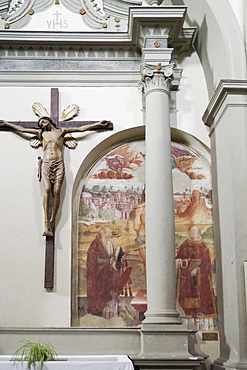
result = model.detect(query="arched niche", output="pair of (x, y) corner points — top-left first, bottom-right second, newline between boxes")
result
(71, 126), (217, 329)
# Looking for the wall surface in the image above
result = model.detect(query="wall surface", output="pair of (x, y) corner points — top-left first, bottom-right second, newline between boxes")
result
(170, 0), (246, 97)
(0, 72), (209, 327)
(227, 0), (243, 30)
(177, 51), (210, 145)
(0, 86), (142, 327)
(1, 0), (240, 366)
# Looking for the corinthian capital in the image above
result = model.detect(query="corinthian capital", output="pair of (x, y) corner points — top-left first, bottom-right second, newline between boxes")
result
(145, 0), (163, 5)
(141, 63), (174, 95)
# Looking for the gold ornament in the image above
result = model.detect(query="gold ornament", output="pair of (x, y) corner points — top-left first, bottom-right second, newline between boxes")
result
(156, 63), (162, 72)
(154, 41), (160, 48)
(102, 23), (107, 28)
(115, 17), (120, 22)
(80, 8), (86, 15)
(5, 23), (10, 29)
(28, 8), (34, 15)
(55, 0), (60, 4)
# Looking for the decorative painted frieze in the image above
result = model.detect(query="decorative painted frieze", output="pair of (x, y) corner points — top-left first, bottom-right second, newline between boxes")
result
(0, 44), (141, 58)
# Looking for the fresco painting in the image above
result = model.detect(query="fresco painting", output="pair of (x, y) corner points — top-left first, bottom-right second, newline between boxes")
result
(172, 143), (217, 329)
(77, 141), (146, 327)
(76, 140), (217, 328)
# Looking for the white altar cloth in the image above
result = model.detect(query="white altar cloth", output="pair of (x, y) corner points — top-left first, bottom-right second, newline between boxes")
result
(0, 355), (134, 370)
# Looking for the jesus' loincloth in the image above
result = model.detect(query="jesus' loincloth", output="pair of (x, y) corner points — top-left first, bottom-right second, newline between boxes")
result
(42, 159), (65, 185)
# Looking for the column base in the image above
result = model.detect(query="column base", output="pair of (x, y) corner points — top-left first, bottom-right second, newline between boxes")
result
(212, 358), (247, 370)
(139, 322), (202, 359)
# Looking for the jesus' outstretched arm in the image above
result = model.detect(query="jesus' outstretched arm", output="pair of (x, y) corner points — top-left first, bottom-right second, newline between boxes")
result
(0, 119), (40, 136)
(61, 120), (110, 136)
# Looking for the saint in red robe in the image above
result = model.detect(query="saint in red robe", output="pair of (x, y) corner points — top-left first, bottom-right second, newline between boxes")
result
(176, 237), (217, 318)
(87, 231), (131, 317)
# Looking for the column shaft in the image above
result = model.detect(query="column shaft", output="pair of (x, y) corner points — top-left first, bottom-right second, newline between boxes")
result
(144, 74), (180, 324)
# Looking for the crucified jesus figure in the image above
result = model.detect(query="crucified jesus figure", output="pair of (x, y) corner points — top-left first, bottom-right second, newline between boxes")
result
(0, 113), (109, 237)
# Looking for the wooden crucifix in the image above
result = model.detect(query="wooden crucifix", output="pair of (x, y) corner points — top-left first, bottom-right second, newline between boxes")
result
(0, 88), (113, 289)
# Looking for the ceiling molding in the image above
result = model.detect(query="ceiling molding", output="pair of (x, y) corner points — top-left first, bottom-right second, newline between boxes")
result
(0, 6), (196, 56)
(0, 69), (141, 86)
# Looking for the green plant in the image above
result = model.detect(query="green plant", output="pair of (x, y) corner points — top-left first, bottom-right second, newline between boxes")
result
(12, 340), (57, 370)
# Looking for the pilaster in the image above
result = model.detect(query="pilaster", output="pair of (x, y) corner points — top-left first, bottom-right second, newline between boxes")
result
(203, 80), (247, 370)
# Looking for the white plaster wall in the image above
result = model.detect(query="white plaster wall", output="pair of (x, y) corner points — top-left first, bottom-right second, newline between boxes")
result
(177, 50), (210, 147)
(0, 86), (142, 327)
(227, 0), (243, 31)
(170, 0), (246, 97)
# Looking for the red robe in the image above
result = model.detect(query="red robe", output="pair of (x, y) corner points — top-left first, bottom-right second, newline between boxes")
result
(87, 234), (132, 317)
(176, 238), (217, 318)
(87, 235), (118, 316)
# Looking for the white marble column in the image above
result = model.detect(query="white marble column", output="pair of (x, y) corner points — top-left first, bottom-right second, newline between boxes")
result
(138, 64), (199, 361)
(135, 12), (200, 362)
(142, 64), (180, 325)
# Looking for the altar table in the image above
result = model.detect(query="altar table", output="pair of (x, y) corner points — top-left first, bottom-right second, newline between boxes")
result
(0, 355), (135, 369)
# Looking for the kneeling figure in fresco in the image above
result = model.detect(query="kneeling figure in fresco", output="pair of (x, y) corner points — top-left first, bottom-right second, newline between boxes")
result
(87, 227), (132, 318)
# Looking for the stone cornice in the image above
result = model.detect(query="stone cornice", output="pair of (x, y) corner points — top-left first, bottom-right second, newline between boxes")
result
(0, 327), (139, 334)
(202, 79), (247, 129)
(0, 6), (196, 55)
(0, 70), (141, 86)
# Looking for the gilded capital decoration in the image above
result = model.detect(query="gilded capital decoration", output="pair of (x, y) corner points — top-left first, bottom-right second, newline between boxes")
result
(141, 63), (174, 95)
(145, 0), (163, 5)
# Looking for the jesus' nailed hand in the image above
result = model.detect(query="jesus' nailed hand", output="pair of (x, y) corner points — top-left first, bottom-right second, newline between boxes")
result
(0, 118), (110, 237)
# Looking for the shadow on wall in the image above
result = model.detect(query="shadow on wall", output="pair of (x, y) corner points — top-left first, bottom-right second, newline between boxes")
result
(170, 0), (246, 98)
(171, 0), (218, 99)
(191, 17), (214, 100)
